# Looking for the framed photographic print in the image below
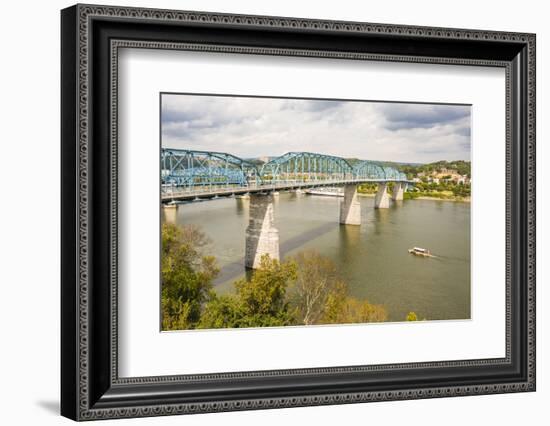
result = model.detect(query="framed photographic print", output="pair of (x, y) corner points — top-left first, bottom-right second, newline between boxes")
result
(61, 4), (536, 421)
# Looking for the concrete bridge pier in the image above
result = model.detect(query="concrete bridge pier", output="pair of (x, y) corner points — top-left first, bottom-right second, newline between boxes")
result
(245, 193), (280, 269)
(162, 203), (178, 223)
(374, 183), (390, 209)
(392, 182), (404, 201)
(339, 184), (361, 225)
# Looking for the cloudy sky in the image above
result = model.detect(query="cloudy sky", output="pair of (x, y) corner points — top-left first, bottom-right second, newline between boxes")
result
(161, 94), (471, 164)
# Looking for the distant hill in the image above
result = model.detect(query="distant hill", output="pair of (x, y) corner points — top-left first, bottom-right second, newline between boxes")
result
(345, 158), (423, 167)
(399, 160), (471, 178)
(244, 158), (266, 166)
(247, 156), (278, 166)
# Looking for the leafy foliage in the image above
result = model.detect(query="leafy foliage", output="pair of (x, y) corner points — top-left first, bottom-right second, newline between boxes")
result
(199, 255), (297, 328)
(406, 311), (418, 321)
(357, 183), (379, 194)
(321, 281), (387, 324)
(161, 222), (219, 330)
(286, 250), (386, 325)
(198, 294), (244, 329)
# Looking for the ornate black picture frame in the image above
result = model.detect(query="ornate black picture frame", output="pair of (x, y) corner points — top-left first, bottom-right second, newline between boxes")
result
(61, 4), (536, 421)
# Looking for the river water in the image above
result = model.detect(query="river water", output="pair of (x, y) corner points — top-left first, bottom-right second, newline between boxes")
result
(168, 192), (471, 322)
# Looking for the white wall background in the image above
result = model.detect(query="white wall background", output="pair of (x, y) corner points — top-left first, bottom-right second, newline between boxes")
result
(0, 0), (546, 424)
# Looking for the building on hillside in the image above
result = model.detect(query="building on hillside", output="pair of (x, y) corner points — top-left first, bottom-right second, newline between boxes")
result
(439, 167), (458, 175)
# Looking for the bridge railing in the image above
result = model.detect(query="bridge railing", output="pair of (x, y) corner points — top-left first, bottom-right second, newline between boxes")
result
(161, 178), (412, 199)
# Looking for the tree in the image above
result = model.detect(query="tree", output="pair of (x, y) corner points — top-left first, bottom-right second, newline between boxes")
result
(322, 282), (387, 324)
(234, 255), (297, 327)
(161, 222), (219, 330)
(288, 250), (343, 325)
(288, 251), (387, 325)
(406, 311), (418, 321)
(198, 294), (244, 329)
(357, 183), (377, 194)
(198, 255), (297, 329)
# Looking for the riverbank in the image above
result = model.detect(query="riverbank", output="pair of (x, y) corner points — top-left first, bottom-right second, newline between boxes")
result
(356, 192), (471, 203)
(415, 195), (471, 203)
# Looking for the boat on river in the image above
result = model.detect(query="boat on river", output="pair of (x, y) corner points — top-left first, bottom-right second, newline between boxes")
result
(304, 188), (343, 197)
(408, 247), (433, 257)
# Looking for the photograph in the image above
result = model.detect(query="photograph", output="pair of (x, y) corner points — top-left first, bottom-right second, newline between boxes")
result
(160, 93), (472, 331)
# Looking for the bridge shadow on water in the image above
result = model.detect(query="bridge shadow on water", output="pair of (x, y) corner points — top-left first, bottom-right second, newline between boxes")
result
(213, 221), (339, 287)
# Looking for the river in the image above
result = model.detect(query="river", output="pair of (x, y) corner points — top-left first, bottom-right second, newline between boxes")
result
(167, 192), (471, 322)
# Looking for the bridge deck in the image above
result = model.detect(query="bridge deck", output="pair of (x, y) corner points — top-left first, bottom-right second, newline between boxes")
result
(161, 179), (412, 202)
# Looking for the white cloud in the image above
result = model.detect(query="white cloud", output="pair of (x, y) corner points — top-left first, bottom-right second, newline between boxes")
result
(161, 94), (471, 163)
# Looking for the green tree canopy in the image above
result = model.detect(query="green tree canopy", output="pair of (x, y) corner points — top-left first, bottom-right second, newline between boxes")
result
(199, 255), (297, 329)
(406, 311), (418, 321)
(161, 222), (219, 330)
(288, 250), (344, 325)
(322, 282), (387, 324)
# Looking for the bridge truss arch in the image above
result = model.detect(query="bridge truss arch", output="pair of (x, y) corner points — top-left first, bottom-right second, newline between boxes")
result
(352, 161), (387, 180)
(352, 161), (407, 181)
(260, 152), (354, 182)
(161, 148), (261, 190)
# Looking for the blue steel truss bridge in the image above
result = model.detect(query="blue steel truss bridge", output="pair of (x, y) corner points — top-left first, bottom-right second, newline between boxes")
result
(161, 148), (414, 269)
(161, 148), (412, 202)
